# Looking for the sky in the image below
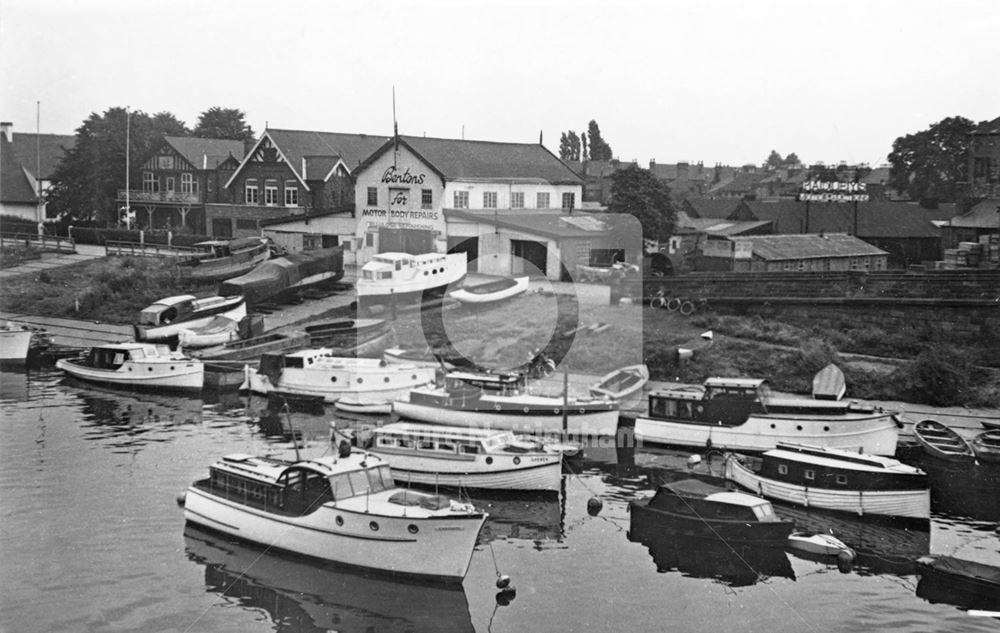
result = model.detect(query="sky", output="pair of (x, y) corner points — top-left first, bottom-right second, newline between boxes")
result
(1, 0), (998, 167)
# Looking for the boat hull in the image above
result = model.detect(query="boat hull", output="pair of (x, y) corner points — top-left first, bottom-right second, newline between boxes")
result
(243, 365), (435, 404)
(370, 450), (562, 492)
(635, 412), (899, 456)
(971, 431), (1000, 463)
(392, 397), (621, 437)
(56, 358), (204, 391)
(135, 299), (247, 343)
(629, 501), (793, 545)
(913, 420), (975, 461)
(183, 487), (485, 581)
(0, 329), (33, 363)
(725, 455), (930, 519)
(448, 277), (529, 305)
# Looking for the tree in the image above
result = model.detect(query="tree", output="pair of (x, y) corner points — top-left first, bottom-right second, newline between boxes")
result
(559, 130), (581, 161)
(784, 152), (801, 167)
(587, 120), (612, 161)
(580, 132), (589, 161)
(193, 107), (254, 142)
(608, 164), (675, 241)
(46, 107), (188, 224)
(765, 150), (783, 169)
(888, 116), (977, 203)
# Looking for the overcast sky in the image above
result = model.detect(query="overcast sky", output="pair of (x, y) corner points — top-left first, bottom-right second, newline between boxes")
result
(2, 0), (997, 167)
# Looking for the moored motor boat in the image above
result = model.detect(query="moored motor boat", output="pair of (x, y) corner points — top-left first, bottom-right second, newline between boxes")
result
(181, 448), (487, 581)
(241, 348), (435, 405)
(589, 364), (649, 408)
(368, 422), (562, 492)
(134, 294), (247, 344)
(634, 376), (900, 455)
(448, 276), (529, 304)
(56, 343), (204, 391)
(628, 478), (794, 545)
(913, 419), (974, 461)
(916, 555), (1000, 611)
(0, 321), (37, 364)
(725, 442), (930, 520)
(970, 429), (1000, 463)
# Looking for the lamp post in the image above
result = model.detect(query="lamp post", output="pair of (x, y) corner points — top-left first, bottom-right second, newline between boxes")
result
(125, 106), (131, 228)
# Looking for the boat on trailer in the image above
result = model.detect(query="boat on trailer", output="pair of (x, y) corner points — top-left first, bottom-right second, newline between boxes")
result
(56, 343), (204, 391)
(181, 449), (487, 581)
(724, 442), (929, 520)
(448, 276), (529, 305)
(134, 294), (247, 344)
(356, 251), (467, 312)
(634, 376), (900, 455)
(970, 429), (1000, 463)
(589, 364), (649, 408)
(368, 422), (562, 492)
(241, 348), (436, 405)
(912, 419), (974, 461)
(392, 370), (620, 437)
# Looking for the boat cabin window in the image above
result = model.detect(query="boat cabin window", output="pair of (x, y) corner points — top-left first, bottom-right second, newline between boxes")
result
(836, 474), (848, 485)
(648, 397), (696, 419)
(89, 348), (128, 369)
(706, 385), (758, 401)
(328, 465), (393, 499)
(363, 270), (374, 280)
(751, 503), (776, 522)
(378, 271), (392, 280)
(436, 442), (456, 453)
(377, 436), (398, 448)
(209, 469), (283, 508)
(284, 357), (305, 368)
(804, 469), (815, 480)
(777, 464), (788, 475)
(417, 440), (435, 451)
(461, 444), (480, 455)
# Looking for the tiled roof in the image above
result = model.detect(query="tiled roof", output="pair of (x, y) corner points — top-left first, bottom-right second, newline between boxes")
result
(684, 197), (744, 219)
(948, 199), (1000, 229)
(706, 170), (767, 195)
(972, 116), (1000, 135)
(401, 135), (584, 184)
(266, 129), (390, 175)
(164, 136), (245, 170)
(302, 156), (342, 180)
(734, 233), (887, 260)
(1, 131), (74, 203)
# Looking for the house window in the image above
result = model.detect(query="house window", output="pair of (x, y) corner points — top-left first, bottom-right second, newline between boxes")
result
(165, 177), (175, 192)
(483, 191), (498, 208)
(367, 187), (378, 206)
(421, 189), (433, 208)
(264, 179), (278, 206)
(245, 179), (259, 204)
(561, 192), (575, 209)
(511, 192), (524, 208)
(284, 181), (298, 206)
(180, 173), (194, 194)
(537, 192), (550, 208)
(142, 172), (157, 193)
(454, 191), (469, 209)
(365, 233), (375, 247)
(804, 469), (815, 480)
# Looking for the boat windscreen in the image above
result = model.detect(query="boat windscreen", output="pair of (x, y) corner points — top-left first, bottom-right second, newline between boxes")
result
(138, 305), (168, 325)
(752, 502), (779, 522)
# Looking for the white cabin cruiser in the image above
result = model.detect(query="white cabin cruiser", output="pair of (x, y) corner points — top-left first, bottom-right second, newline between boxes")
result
(134, 294), (246, 343)
(56, 343), (204, 391)
(356, 252), (466, 311)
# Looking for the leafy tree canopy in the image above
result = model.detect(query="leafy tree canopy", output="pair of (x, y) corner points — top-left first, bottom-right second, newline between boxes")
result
(193, 107), (254, 142)
(765, 150), (783, 168)
(587, 120), (612, 161)
(888, 116), (977, 203)
(559, 130), (581, 161)
(46, 107), (189, 224)
(608, 164), (675, 241)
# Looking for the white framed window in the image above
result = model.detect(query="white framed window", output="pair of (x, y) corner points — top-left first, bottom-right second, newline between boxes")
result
(483, 191), (498, 208)
(245, 179), (259, 204)
(284, 181), (298, 206)
(454, 191), (469, 209)
(421, 189), (433, 209)
(264, 179), (278, 206)
(536, 192), (550, 208)
(142, 172), (157, 193)
(511, 192), (524, 208)
(561, 192), (575, 209)
(180, 173), (194, 194)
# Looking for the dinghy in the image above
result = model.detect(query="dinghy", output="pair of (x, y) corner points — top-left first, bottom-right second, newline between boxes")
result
(589, 364), (649, 408)
(913, 419), (974, 461)
(786, 532), (854, 558)
(970, 429), (1000, 463)
(448, 276), (529, 304)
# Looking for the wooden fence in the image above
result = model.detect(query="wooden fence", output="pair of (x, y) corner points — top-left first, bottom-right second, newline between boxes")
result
(0, 233), (76, 253)
(104, 240), (201, 258)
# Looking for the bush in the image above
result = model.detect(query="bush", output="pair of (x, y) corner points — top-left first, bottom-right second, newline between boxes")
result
(892, 345), (973, 406)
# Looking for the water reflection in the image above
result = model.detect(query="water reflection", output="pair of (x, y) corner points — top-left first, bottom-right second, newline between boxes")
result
(472, 489), (566, 544)
(628, 527), (795, 587)
(183, 525), (475, 633)
(915, 556), (1000, 613)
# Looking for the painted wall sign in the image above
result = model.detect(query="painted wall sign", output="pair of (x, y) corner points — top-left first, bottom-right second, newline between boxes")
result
(381, 165), (426, 185)
(799, 180), (869, 202)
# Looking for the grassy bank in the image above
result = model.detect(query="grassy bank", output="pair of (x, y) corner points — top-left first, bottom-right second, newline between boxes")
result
(1, 245), (42, 269)
(0, 256), (213, 323)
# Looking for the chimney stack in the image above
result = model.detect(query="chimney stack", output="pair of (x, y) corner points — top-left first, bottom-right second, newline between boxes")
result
(0, 121), (12, 143)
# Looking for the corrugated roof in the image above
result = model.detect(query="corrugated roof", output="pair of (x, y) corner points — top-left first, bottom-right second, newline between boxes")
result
(734, 233), (887, 260)
(949, 199), (1000, 229)
(401, 135), (583, 184)
(164, 136), (245, 170)
(745, 200), (948, 238)
(445, 209), (633, 239)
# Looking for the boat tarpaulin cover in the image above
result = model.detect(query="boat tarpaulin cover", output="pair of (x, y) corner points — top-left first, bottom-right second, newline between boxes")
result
(218, 248), (342, 304)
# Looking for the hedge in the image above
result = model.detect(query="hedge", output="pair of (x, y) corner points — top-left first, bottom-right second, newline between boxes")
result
(67, 227), (212, 246)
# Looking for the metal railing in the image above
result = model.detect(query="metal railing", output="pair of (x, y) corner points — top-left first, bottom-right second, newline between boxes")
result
(0, 233), (76, 253)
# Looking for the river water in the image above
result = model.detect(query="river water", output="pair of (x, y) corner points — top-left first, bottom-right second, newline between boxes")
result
(2, 367), (998, 633)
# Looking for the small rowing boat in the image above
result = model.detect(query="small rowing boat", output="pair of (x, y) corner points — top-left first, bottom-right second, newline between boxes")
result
(449, 276), (529, 304)
(913, 419), (974, 461)
(589, 364), (649, 408)
(970, 429), (1000, 463)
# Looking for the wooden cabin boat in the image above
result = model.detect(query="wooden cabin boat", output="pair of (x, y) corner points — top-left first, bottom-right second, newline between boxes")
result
(241, 348), (436, 405)
(368, 422), (562, 492)
(589, 364), (649, 408)
(134, 294), (247, 344)
(181, 450), (487, 581)
(916, 555), (1000, 611)
(183, 524), (475, 632)
(0, 321), (36, 364)
(634, 377), (900, 456)
(448, 276), (529, 305)
(970, 429), (1000, 463)
(913, 419), (975, 461)
(180, 237), (271, 282)
(628, 479), (794, 545)
(56, 343), (204, 391)
(218, 247), (343, 306)
(393, 370), (620, 437)
(725, 443), (930, 520)
(177, 316), (240, 349)
(356, 252), (466, 311)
